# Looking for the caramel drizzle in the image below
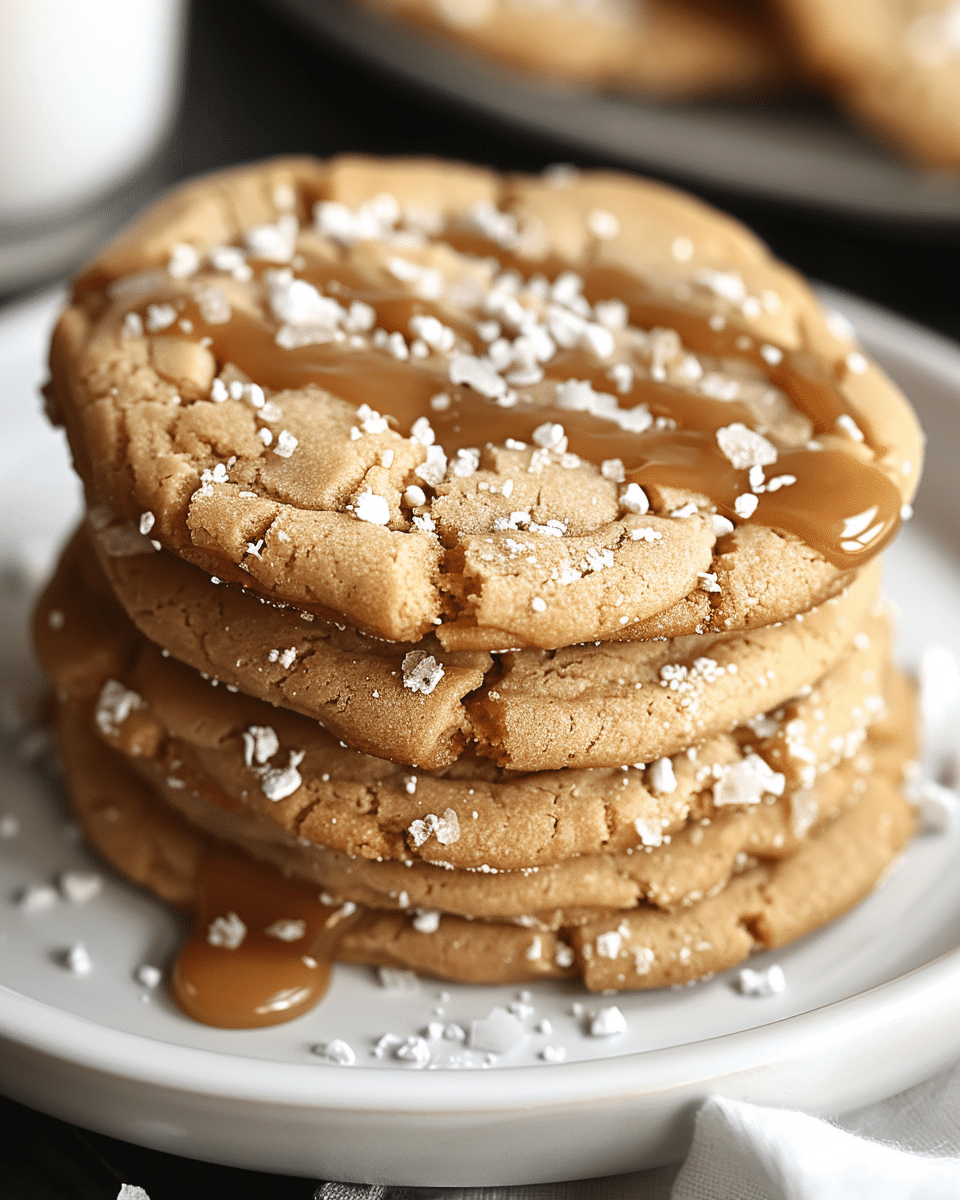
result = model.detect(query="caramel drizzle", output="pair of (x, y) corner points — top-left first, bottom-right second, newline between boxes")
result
(156, 258), (902, 570)
(172, 852), (360, 1029)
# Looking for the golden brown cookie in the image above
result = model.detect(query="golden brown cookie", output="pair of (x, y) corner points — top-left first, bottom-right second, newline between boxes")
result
(54, 679), (916, 989)
(37, 527), (894, 871)
(128, 735), (889, 919)
(363, 0), (792, 100)
(47, 157), (921, 649)
(68, 506), (882, 769)
(774, 0), (960, 167)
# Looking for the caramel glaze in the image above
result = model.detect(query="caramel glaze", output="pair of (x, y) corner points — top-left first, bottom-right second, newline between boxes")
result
(172, 851), (361, 1029)
(155, 256), (902, 570)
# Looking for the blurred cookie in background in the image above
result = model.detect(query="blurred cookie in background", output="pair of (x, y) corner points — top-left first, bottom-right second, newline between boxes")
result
(774, 0), (960, 168)
(363, 0), (794, 99)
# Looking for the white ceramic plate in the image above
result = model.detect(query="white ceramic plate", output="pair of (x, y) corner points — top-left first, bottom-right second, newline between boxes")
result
(1, 286), (959, 1186)
(271, 0), (960, 228)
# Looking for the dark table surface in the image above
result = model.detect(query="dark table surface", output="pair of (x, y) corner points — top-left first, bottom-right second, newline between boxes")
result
(3, 0), (959, 1195)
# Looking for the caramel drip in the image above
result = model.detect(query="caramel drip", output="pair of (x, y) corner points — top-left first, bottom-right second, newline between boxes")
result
(172, 852), (359, 1029)
(580, 267), (869, 443)
(157, 259), (902, 569)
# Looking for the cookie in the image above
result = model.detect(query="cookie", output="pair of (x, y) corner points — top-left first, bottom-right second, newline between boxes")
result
(75, 504), (882, 769)
(129, 734), (890, 919)
(54, 680), (916, 989)
(774, 0), (960, 168)
(37, 531), (894, 870)
(47, 156), (922, 649)
(339, 771), (914, 989)
(363, 0), (792, 99)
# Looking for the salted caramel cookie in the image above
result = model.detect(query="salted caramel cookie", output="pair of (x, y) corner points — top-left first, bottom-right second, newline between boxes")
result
(774, 1), (960, 168)
(363, 0), (792, 100)
(338, 770), (914, 988)
(468, 565), (883, 770)
(55, 684), (916, 989)
(48, 157), (921, 649)
(72, 506), (881, 769)
(130, 736), (887, 919)
(61, 519), (492, 770)
(37, 531), (894, 870)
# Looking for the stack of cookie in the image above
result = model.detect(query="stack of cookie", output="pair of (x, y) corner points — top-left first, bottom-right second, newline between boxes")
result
(34, 157), (922, 1026)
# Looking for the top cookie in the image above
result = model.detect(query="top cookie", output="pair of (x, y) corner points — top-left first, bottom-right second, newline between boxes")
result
(363, 0), (792, 100)
(48, 156), (921, 648)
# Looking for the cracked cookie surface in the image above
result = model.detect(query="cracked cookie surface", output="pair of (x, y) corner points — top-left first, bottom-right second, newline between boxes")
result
(37, 529), (898, 875)
(44, 520), (882, 773)
(47, 156), (921, 649)
(53, 673), (916, 990)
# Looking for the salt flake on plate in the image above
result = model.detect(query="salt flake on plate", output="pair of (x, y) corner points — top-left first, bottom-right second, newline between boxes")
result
(738, 964), (786, 996)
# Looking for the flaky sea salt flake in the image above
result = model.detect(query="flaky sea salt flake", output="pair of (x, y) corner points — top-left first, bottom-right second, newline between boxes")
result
(265, 919), (306, 942)
(18, 884), (58, 913)
(649, 757), (677, 795)
(167, 242), (200, 278)
(65, 943), (93, 975)
(59, 870), (103, 905)
(274, 429), (298, 458)
(589, 1005), (627, 1037)
(396, 1036), (431, 1067)
(716, 424), (778, 471)
(243, 725), (279, 767)
(402, 650), (445, 695)
(353, 488), (391, 525)
(117, 1184), (151, 1200)
(136, 965), (162, 989)
(714, 754), (785, 807)
(95, 680), (145, 738)
(738, 964), (786, 996)
(313, 1039), (356, 1065)
(409, 808), (461, 848)
(378, 967), (420, 992)
(734, 493), (759, 519)
(207, 912), (247, 949)
(469, 1007), (528, 1054)
(259, 750), (305, 801)
(412, 909), (441, 934)
(145, 303), (176, 332)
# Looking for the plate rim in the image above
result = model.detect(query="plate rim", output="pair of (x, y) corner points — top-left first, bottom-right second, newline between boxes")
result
(3, 946), (960, 1112)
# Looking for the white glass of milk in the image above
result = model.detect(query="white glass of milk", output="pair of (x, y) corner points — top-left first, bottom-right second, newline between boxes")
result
(0, 0), (186, 293)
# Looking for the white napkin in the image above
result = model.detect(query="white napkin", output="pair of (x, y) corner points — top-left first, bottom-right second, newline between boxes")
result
(673, 1088), (960, 1200)
(311, 1057), (960, 1200)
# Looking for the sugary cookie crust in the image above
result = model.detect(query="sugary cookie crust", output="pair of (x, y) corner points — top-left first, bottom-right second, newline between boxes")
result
(125, 736), (890, 919)
(48, 157), (922, 649)
(90, 605), (897, 881)
(133, 616), (895, 873)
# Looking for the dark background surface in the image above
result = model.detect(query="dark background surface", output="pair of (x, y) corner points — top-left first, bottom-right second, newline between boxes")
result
(3, 0), (959, 1195)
